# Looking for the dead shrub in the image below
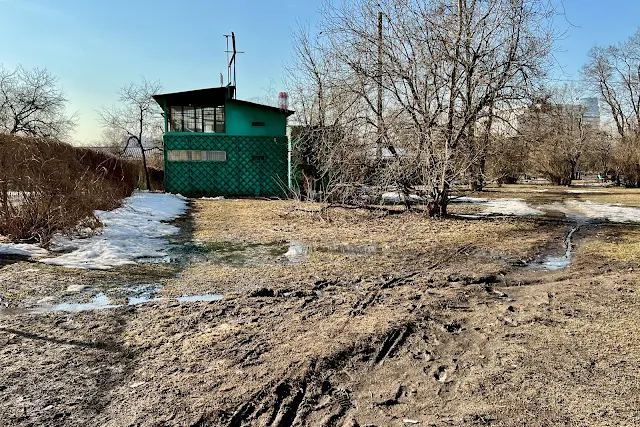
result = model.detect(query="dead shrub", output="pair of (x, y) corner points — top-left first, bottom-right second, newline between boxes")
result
(611, 137), (640, 187)
(0, 134), (136, 245)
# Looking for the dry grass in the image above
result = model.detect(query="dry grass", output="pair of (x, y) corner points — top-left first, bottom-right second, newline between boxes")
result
(161, 198), (561, 296)
(579, 229), (640, 262)
(0, 134), (136, 244)
(2, 188), (640, 426)
(192, 199), (553, 252)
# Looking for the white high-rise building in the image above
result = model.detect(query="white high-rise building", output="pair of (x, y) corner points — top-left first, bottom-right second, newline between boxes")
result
(578, 97), (600, 126)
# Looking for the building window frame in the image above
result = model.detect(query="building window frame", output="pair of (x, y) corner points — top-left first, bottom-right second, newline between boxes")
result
(167, 150), (227, 162)
(168, 105), (225, 133)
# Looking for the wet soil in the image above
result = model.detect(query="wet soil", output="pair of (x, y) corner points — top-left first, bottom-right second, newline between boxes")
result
(1, 193), (640, 426)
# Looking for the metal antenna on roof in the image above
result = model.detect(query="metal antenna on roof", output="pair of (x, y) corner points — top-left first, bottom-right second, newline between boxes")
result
(224, 32), (244, 94)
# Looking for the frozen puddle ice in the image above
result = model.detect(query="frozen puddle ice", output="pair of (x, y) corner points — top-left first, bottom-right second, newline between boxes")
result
(33, 292), (118, 312)
(0, 286), (224, 316)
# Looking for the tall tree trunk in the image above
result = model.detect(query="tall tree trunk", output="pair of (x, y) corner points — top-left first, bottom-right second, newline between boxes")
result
(438, 0), (464, 218)
(130, 135), (151, 191)
(138, 111), (151, 191)
(0, 182), (8, 214)
(475, 105), (494, 191)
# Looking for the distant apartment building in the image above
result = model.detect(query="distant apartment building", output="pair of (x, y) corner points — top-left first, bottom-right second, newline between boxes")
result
(491, 97), (601, 137)
(578, 97), (601, 127)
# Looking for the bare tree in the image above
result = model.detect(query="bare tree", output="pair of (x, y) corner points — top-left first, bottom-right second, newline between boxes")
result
(98, 78), (163, 191)
(521, 85), (600, 185)
(583, 27), (640, 186)
(0, 64), (76, 139)
(288, 0), (558, 215)
(583, 29), (640, 139)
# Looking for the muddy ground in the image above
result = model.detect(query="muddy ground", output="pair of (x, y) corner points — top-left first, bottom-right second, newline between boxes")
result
(1, 186), (639, 426)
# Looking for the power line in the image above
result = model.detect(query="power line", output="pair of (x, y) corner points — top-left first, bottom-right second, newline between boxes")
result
(540, 76), (639, 85)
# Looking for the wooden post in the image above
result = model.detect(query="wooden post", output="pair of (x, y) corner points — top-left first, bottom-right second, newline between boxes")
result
(377, 11), (383, 160)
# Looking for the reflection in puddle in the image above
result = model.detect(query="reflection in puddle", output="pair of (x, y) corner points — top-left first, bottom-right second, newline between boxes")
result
(176, 294), (223, 302)
(179, 241), (287, 267)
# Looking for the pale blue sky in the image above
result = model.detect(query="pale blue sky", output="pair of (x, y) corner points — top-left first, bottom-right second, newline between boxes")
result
(0, 0), (638, 144)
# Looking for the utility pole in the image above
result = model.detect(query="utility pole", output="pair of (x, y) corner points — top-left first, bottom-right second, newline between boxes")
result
(377, 11), (383, 160)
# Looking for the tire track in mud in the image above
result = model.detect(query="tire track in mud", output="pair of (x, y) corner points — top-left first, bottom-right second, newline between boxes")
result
(373, 325), (413, 366)
(184, 262), (513, 427)
(213, 282), (486, 426)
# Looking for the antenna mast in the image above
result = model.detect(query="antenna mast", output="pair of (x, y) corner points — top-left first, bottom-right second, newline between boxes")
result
(224, 32), (244, 92)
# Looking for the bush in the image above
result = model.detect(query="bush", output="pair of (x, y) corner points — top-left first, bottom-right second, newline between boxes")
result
(0, 134), (136, 245)
(612, 137), (640, 187)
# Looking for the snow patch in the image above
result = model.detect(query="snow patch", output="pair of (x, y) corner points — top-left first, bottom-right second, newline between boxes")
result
(481, 199), (544, 216)
(40, 192), (189, 269)
(0, 243), (49, 258)
(381, 192), (424, 204)
(450, 196), (488, 204)
(451, 196), (543, 216)
(564, 200), (640, 223)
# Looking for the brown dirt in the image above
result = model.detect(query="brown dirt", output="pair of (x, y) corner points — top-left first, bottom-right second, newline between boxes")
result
(1, 193), (640, 426)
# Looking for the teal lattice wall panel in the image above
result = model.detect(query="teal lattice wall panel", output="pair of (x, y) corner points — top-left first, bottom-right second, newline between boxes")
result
(164, 133), (288, 197)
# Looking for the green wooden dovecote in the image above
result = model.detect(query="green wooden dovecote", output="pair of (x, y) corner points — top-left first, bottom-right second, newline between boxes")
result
(153, 86), (293, 197)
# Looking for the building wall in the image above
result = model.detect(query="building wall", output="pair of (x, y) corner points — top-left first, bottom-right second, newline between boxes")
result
(225, 102), (288, 136)
(164, 133), (288, 197)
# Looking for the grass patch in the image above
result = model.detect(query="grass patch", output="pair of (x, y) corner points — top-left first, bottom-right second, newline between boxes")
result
(580, 229), (640, 262)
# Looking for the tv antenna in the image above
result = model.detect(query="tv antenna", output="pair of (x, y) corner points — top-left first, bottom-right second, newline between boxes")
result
(224, 32), (244, 90)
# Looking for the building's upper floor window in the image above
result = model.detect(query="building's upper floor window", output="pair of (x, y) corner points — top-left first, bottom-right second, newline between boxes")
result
(168, 105), (225, 133)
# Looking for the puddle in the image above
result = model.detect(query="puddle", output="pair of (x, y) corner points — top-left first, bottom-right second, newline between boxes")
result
(284, 241), (380, 262)
(284, 241), (308, 262)
(172, 241), (288, 267)
(528, 224), (580, 271)
(0, 283), (225, 316)
(36, 292), (119, 312)
(127, 284), (163, 305)
(176, 294), (223, 302)
(35, 236), (384, 270)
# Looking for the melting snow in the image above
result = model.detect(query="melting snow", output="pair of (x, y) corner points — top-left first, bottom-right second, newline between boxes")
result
(451, 196), (543, 216)
(481, 199), (544, 216)
(563, 201), (640, 223)
(0, 243), (49, 258)
(450, 196), (488, 204)
(39, 192), (189, 269)
(381, 192), (424, 203)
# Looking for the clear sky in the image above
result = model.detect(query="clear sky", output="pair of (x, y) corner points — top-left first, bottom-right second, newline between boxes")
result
(0, 0), (638, 145)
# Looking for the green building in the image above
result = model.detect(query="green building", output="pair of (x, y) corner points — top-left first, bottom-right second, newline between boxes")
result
(152, 86), (294, 197)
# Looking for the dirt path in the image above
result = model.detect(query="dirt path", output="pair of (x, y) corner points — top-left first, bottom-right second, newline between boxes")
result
(1, 196), (639, 426)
